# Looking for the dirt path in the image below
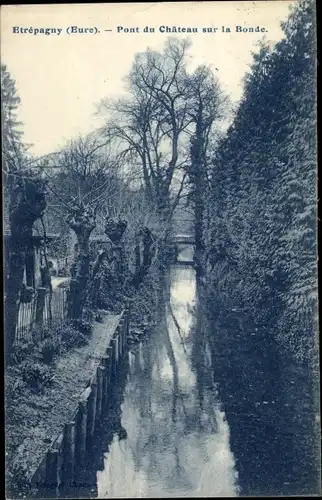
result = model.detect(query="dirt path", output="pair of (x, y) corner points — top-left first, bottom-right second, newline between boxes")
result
(6, 312), (121, 492)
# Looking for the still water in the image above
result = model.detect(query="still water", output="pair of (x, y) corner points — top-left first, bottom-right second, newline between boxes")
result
(96, 265), (238, 498)
(70, 248), (239, 498)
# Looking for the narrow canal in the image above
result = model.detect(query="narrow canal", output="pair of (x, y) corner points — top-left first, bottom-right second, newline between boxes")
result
(97, 268), (238, 497)
(64, 247), (239, 498)
(60, 245), (319, 499)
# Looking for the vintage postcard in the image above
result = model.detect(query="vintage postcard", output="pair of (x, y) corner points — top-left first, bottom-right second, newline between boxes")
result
(2, 1), (320, 498)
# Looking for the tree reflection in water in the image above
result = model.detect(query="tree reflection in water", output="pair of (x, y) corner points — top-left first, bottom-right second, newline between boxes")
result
(203, 279), (320, 496)
(59, 258), (318, 499)
(75, 265), (239, 498)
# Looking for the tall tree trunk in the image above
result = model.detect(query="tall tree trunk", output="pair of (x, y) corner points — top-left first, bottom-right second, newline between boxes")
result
(68, 233), (91, 319)
(190, 119), (206, 277)
(194, 180), (205, 277)
(85, 250), (107, 313)
(67, 203), (96, 319)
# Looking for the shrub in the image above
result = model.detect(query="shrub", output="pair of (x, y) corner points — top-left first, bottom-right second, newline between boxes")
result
(10, 341), (33, 365)
(21, 362), (54, 392)
(6, 374), (25, 401)
(60, 323), (89, 350)
(98, 295), (124, 314)
(40, 337), (61, 364)
(57, 267), (69, 277)
(41, 325), (54, 340)
(70, 318), (92, 337)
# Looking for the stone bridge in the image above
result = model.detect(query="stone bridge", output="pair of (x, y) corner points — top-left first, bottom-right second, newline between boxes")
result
(170, 234), (195, 265)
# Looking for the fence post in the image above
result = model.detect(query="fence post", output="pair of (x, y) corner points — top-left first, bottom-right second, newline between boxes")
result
(96, 366), (105, 422)
(119, 317), (126, 355)
(117, 325), (122, 359)
(76, 400), (87, 463)
(111, 336), (118, 380)
(115, 334), (119, 365)
(67, 278), (77, 319)
(125, 304), (130, 342)
(101, 356), (109, 408)
(45, 449), (59, 491)
(105, 347), (113, 384)
(53, 434), (64, 489)
(87, 381), (98, 443)
(63, 421), (76, 487)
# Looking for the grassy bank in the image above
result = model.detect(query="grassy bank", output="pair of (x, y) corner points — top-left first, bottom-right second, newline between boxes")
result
(5, 314), (120, 498)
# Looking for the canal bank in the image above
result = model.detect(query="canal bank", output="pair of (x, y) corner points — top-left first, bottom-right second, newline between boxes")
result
(5, 310), (128, 498)
(55, 259), (240, 498)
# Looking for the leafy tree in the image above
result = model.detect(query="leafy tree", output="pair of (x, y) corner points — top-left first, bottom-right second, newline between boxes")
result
(1, 64), (25, 178)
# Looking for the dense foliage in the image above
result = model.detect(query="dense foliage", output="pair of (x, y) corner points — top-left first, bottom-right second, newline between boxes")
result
(204, 0), (317, 365)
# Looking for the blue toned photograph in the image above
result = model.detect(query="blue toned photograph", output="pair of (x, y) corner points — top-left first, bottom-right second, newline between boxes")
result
(2, 1), (319, 498)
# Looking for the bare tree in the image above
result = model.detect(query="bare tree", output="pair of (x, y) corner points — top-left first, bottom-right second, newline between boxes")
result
(99, 38), (193, 221)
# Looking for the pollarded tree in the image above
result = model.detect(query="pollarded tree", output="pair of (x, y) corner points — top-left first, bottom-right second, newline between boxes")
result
(40, 133), (123, 319)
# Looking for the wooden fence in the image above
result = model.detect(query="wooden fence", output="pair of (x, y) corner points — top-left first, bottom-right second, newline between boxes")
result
(15, 286), (68, 342)
(15, 298), (37, 342)
(43, 287), (68, 328)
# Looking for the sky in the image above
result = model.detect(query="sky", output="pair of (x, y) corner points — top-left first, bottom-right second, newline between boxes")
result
(1, 1), (295, 157)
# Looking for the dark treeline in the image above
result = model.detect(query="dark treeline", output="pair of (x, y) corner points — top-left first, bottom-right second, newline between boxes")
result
(198, 0), (319, 495)
(204, 0), (317, 368)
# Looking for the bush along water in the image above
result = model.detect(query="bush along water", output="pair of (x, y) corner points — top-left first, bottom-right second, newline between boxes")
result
(127, 260), (166, 349)
(70, 318), (93, 337)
